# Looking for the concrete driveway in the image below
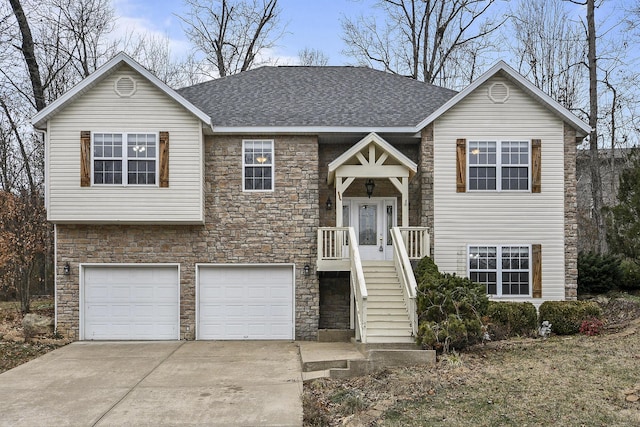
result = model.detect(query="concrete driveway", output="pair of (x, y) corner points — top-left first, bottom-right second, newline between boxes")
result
(0, 341), (303, 426)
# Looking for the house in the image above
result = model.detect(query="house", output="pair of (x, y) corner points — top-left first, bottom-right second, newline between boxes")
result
(32, 53), (589, 343)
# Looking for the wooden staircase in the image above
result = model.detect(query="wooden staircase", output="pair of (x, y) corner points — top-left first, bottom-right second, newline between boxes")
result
(362, 261), (414, 344)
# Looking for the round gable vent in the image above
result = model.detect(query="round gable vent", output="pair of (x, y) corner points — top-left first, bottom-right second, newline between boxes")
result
(488, 82), (509, 103)
(114, 76), (136, 97)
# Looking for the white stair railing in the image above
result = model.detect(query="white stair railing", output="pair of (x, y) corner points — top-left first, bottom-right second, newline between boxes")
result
(390, 227), (417, 337)
(347, 227), (368, 343)
(397, 227), (430, 259)
(318, 227), (349, 261)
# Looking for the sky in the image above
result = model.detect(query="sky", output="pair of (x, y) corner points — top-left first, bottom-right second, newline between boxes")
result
(112, 0), (372, 66)
(110, 0), (638, 70)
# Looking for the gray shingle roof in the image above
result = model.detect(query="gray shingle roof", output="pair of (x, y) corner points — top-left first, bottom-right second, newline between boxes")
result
(177, 66), (457, 128)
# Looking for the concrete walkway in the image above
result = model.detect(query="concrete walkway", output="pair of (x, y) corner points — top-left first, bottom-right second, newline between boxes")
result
(0, 341), (302, 426)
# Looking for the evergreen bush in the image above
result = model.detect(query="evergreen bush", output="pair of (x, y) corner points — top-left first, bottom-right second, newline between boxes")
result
(415, 256), (489, 352)
(619, 258), (640, 291)
(486, 301), (538, 339)
(577, 251), (622, 294)
(538, 301), (602, 335)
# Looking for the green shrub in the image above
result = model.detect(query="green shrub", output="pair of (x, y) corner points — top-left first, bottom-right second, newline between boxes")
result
(415, 256), (489, 352)
(619, 258), (640, 291)
(538, 301), (602, 335)
(577, 251), (622, 294)
(486, 301), (538, 339)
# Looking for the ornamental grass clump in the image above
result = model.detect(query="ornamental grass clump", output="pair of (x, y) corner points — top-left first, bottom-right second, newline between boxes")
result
(415, 256), (489, 352)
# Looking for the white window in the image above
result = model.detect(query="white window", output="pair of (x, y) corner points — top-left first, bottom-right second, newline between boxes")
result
(468, 141), (529, 191)
(243, 140), (274, 191)
(93, 132), (157, 185)
(469, 245), (531, 296)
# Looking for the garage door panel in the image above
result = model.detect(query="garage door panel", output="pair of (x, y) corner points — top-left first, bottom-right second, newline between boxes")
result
(198, 266), (294, 340)
(83, 266), (179, 340)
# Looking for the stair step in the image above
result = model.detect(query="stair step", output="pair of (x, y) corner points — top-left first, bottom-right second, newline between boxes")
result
(365, 279), (400, 285)
(367, 308), (409, 316)
(368, 322), (411, 330)
(367, 302), (407, 310)
(367, 312), (410, 318)
(365, 335), (415, 344)
(367, 296), (405, 303)
(367, 328), (413, 336)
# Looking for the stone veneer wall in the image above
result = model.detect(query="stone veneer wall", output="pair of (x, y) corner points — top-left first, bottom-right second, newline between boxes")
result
(55, 135), (320, 340)
(419, 124), (434, 256)
(564, 123), (579, 300)
(318, 273), (350, 329)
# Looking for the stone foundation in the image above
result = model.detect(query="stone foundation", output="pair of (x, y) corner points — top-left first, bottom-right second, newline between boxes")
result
(319, 273), (351, 329)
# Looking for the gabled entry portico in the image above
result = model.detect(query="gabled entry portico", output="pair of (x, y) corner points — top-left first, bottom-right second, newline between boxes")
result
(318, 133), (429, 344)
(327, 132), (417, 229)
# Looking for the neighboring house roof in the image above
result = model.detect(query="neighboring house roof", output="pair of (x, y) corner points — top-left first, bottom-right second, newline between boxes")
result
(176, 66), (457, 131)
(415, 60), (591, 137)
(32, 52), (211, 130)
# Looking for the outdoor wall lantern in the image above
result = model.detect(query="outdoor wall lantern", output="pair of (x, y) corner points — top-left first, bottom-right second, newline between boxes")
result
(303, 264), (311, 276)
(365, 179), (375, 198)
(63, 262), (70, 275)
(326, 196), (332, 211)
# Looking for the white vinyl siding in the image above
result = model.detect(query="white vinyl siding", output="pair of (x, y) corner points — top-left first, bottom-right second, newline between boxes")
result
(432, 75), (566, 302)
(47, 65), (203, 223)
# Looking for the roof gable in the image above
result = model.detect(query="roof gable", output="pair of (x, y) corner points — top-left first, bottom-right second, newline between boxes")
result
(416, 60), (590, 136)
(327, 132), (417, 184)
(32, 52), (211, 129)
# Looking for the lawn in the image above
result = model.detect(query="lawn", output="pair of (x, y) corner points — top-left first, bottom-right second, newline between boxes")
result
(304, 296), (640, 427)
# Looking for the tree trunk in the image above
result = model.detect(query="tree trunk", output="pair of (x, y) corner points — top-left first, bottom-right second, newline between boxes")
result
(8, 0), (46, 112)
(586, 0), (605, 253)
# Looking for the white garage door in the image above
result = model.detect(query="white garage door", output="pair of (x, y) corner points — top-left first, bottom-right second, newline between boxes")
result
(83, 265), (179, 340)
(197, 265), (294, 340)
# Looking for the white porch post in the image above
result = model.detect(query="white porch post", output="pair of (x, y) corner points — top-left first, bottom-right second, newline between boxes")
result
(401, 176), (409, 227)
(335, 177), (343, 227)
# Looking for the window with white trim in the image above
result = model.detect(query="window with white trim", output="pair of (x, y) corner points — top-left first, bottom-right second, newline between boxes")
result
(468, 141), (529, 191)
(93, 132), (157, 185)
(469, 245), (530, 296)
(243, 140), (274, 191)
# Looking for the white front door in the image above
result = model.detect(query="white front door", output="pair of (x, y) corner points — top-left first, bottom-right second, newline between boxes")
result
(343, 198), (396, 260)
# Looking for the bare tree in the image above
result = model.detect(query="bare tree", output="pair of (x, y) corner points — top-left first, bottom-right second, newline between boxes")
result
(298, 47), (329, 66)
(8, 0), (46, 111)
(40, 0), (116, 79)
(1, 0), (118, 311)
(178, 0), (284, 77)
(341, 0), (504, 88)
(508, 0), (586, 111)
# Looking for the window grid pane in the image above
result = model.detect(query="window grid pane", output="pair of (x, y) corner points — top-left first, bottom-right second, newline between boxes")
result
(93, 133), (157, 186)
(470, 246), (530, 296)
(469, 141), (530, 191)
(93, 133), (123, 185)
(469, 141), (497, 191)
(501, 141), (529, 191)
(469, 246), (498, 295)
(244, 141), (273, 190)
